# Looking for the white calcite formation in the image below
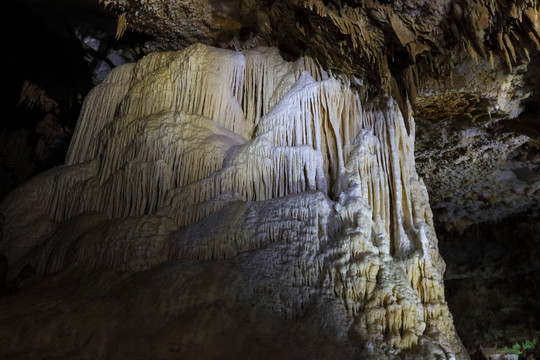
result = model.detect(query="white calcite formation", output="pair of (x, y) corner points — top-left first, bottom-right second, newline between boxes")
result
(0, 44), (467, 359)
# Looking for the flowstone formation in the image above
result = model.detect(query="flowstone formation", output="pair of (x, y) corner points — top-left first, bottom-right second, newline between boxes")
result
(0, 44), (467, 359)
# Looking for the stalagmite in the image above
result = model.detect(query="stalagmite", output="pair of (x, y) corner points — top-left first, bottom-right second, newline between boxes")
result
(0, 44), (468, 359)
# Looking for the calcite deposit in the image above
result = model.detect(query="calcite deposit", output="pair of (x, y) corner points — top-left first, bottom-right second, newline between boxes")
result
(0, 44), (467, 359)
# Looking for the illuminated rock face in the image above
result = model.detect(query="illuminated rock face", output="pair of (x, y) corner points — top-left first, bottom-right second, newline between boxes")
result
(0, 44), (467, 359)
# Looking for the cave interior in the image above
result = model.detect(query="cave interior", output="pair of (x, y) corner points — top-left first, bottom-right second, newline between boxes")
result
(0, 0), (539, 359)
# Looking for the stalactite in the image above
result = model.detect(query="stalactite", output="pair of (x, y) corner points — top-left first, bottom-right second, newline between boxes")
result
(66, 65), (136, 165)
(0, 43), (466, 359)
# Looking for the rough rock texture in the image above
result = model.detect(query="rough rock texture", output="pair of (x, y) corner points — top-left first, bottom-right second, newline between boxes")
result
(414, 53), (540, 232)
(0, 44), (467, 359)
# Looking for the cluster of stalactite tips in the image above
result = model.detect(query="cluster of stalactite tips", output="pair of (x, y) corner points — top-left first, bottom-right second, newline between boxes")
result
(0, 44), (468, 359)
